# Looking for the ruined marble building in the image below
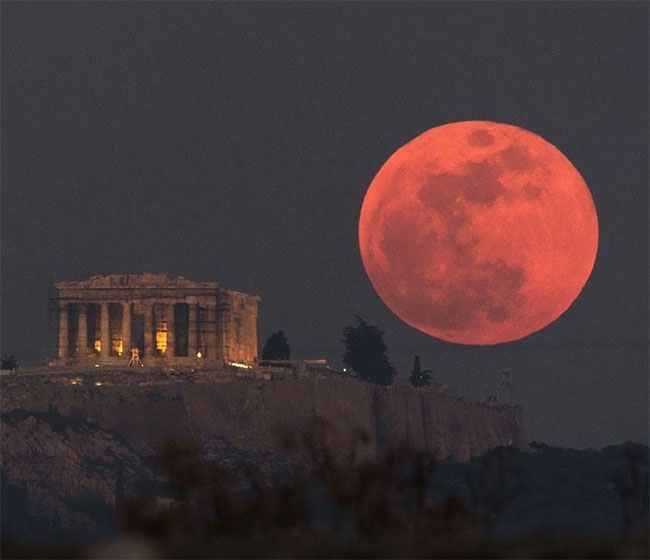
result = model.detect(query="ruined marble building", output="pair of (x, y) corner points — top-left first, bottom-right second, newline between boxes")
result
(51, 274), (259, 367)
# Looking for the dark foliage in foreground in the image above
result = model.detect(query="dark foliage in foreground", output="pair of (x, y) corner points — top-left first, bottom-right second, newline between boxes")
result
(113, 423), (648, 559)
(1, 413), (648, 558)
(118, 421), (473, 556)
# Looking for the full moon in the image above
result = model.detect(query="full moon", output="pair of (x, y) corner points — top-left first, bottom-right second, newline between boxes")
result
(359, 121), (598, 345)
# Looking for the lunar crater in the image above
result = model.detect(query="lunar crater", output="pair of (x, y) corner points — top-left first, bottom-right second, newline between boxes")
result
(521, 183), (544, 200)
(418, 160), (505, 211)
(501, 143), (534, 172)
(467, 128), (495, 146)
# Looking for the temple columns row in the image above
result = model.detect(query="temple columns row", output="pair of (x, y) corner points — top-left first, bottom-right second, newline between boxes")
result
(58, 300), (219, 361)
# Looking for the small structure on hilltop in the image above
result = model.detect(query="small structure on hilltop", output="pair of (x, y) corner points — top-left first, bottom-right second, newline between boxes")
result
(49, 274), (260, 368)
(497, 369), (514, 404)
(485, 369), (515, 407)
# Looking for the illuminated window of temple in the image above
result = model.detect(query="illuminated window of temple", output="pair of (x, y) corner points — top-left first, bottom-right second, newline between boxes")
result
(112, 337), (124, 356)
(94, 340), (101, 353)
(156, 321), (168, 353)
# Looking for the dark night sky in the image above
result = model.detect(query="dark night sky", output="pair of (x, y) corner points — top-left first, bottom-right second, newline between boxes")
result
(2, 2), (648, 449)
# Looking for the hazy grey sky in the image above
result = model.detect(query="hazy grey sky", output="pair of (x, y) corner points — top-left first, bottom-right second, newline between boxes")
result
(2, 2), (647, 449)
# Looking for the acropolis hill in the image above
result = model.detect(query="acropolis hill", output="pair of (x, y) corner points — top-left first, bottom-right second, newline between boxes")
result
(2, 361), (525, 542)
(2, 367), (526, 463)
(2, 273), (526, 467)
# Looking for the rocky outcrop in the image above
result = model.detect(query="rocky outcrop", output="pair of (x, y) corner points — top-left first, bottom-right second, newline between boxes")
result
(1, 369), (526, 463)
(0, 408), (291, 543)
(0, 369), (526, 542)
(1, 410), (155, 541)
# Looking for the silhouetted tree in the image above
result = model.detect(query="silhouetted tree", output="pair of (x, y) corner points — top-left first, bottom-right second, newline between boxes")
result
(1, 355), (18, 370)
(342, 317), (396, 386)
(408, 356), (432, 387)
(261, 331), (290, 360)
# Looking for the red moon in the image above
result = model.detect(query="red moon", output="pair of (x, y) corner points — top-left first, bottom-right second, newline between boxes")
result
(359, 121), (599, 345)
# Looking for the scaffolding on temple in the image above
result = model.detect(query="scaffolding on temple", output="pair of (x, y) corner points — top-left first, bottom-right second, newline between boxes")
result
(128, 347), (144, 367)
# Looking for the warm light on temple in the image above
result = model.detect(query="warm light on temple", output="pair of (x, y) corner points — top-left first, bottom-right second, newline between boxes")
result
(156, 321), (168, 353)
(52, 275), (260, 365)
(228, 361), (251, 369)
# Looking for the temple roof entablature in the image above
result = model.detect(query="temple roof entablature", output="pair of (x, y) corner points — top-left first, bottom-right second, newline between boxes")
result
(54, 274), (223, 302)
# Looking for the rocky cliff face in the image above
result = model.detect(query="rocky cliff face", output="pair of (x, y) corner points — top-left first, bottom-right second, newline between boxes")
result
(1, 409), (155, 541)
(1, 368), (525, 542)
(2, 369), (526, 462)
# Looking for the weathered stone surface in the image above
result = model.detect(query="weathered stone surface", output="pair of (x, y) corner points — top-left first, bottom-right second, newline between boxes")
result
(1, 370), (526, 463)
(0, 369), (526, 543)
(51, 274), (260, 368)
(0, 410), (155, 541)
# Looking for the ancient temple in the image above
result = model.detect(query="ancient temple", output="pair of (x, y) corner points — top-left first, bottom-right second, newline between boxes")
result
(51, 274), (259, 367)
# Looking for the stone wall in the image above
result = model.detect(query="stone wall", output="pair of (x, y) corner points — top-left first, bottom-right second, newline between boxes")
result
(1, 368), (526, 462)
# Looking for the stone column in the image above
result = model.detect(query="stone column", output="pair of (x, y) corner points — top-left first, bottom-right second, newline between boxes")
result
(206, 304), (218, 362)
(188, 303), (197, 357)
(77, 303), (87, 359)
(167, 303), (175, 358)
(122, 302), (131, 357)
(216, 295), (231, 363)
(58, 304), (69, 361)
(247, 305), (258, 362)
(144, 302), (153, 360)
(100, 302), (110, 360)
